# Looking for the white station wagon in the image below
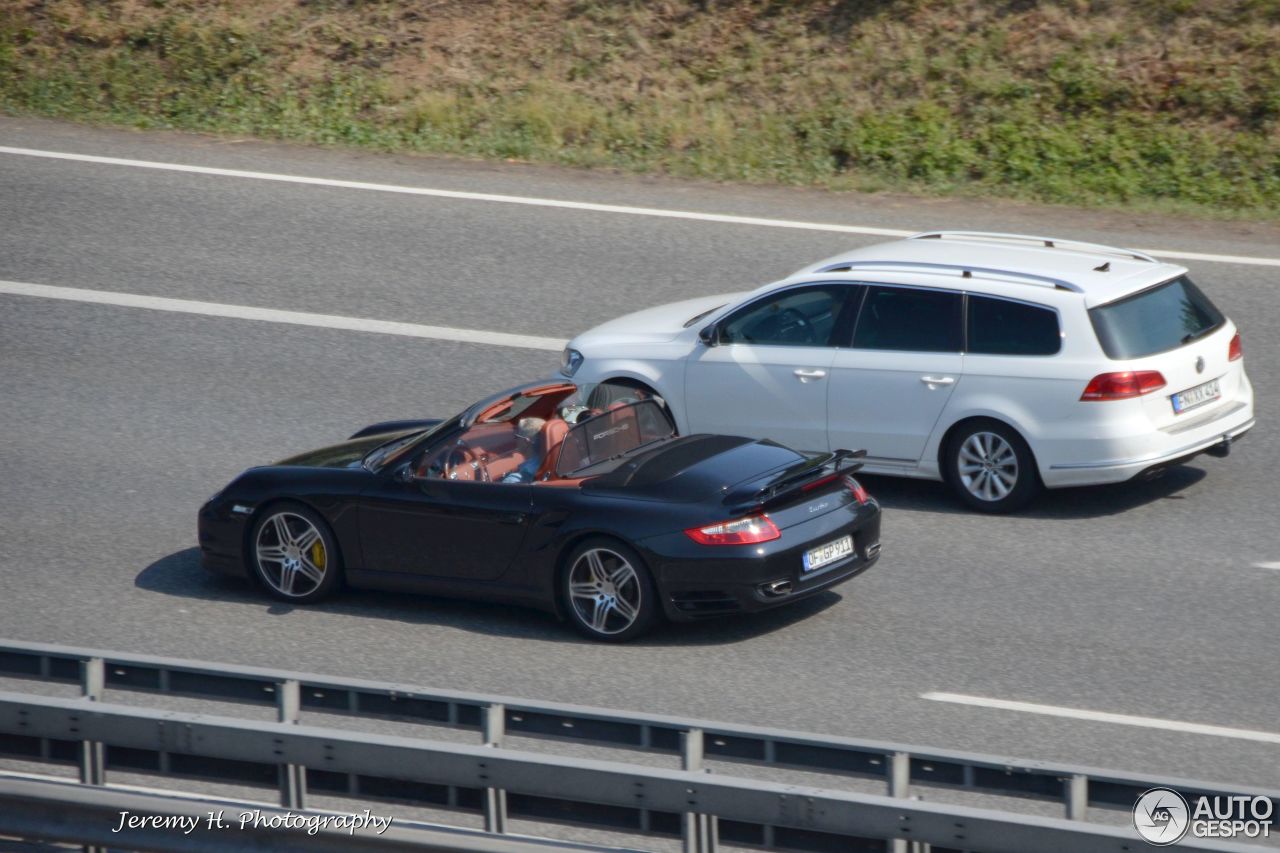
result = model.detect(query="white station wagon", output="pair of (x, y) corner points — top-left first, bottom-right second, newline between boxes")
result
(561, 231), (1255, 512)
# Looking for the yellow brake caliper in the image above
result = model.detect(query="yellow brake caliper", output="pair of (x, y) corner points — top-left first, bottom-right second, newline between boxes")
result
(310, 540), (326, 571)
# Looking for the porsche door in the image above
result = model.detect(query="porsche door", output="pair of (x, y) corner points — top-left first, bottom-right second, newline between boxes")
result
(357, 477), (533, 581)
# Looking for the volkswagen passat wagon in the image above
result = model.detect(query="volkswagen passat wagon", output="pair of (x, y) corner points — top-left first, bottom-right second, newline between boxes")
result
(561, 232), (1254, 512)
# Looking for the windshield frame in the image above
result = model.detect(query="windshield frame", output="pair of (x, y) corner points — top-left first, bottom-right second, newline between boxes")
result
(361, 417), (458, 473)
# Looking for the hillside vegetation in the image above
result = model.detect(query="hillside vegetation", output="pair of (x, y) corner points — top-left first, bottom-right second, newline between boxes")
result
(3, 0), (1280, 216)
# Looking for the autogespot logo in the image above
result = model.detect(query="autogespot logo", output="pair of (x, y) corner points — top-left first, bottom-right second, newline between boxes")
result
(1134, 788), (1190, 846)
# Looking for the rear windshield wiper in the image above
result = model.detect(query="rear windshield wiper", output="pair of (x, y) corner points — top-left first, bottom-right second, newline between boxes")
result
(1180, 327), (1215, 345)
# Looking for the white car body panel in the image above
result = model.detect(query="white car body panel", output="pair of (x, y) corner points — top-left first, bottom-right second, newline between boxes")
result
(685, 342), (836, 451)
(827, 348), (962, 463)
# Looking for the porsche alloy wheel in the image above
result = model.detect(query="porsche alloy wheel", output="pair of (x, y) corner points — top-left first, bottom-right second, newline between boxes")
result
(563, 539), (658, 641)
(250, 504), (342, 602)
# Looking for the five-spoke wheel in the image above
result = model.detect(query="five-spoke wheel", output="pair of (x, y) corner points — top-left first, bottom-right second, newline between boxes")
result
(249, 503), (342, 602)
(945, 420), (1040, 513)
(562, 539), (657, 641)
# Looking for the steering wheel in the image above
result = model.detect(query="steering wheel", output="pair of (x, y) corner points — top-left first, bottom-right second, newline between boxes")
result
(443, 441), (490, 482)
(775, 307), (815, 344)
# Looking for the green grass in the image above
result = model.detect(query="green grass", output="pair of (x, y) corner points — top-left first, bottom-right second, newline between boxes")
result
(4, 1), (1280, 218)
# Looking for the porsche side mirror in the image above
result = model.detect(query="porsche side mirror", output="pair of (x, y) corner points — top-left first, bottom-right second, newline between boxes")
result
(698, 324), (718, 347)
(393, 463), (415, 483)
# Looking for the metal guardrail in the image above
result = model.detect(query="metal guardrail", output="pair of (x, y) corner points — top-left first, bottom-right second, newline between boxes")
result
(0, 638), (1274, 853)
(0, 773), (632, 852)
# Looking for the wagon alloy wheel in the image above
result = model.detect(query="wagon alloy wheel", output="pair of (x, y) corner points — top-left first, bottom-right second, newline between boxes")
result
(563, 539), (658, 641)
(249, 505), (342, 603)
(957, 432), (1019, 502)
(945, 420), (1041, 513)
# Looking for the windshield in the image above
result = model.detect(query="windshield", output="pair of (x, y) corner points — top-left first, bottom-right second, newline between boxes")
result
(362, 419), (454, 471)
(555, 399), (677, 476)
(1089, 275), (1225, 359)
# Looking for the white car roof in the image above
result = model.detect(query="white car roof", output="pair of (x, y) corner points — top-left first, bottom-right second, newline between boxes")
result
(785, 232), (1187, 308)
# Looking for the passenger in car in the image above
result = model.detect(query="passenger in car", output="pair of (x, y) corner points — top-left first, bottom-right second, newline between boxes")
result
(501, 417), (548, 483)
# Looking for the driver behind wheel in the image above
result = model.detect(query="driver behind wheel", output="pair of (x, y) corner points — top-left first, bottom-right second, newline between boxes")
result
(501, 417), (546, 483)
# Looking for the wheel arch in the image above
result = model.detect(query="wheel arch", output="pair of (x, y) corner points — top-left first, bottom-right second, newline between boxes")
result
(936, 415), (1042, 486)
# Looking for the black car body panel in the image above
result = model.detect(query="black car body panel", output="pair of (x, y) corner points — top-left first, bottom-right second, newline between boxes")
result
(199, 381), (881, 628)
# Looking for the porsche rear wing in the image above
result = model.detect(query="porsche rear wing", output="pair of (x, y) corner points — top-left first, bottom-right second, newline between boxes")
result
(730, 449), (866, 512)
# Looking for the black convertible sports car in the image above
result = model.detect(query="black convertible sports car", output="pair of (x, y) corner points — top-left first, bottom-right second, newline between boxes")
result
(199, 381), (881, 641)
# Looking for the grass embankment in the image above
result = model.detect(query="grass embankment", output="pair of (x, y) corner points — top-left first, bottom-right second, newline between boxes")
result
(3, 1), (1279, 217)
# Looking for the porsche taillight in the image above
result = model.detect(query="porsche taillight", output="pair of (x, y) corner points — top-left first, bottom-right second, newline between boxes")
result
(845, 476), (871, 504)
(685, 514), (781, 546)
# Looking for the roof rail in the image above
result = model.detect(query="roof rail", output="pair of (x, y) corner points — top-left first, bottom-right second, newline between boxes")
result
(816, 259), (1085, 293)
(910, 231), (1160, 263)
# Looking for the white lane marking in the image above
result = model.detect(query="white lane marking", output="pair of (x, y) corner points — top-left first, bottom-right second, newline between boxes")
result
(4, 145), (1280, 268)
(0, 279), (567, 352)
(0, 145), (906, 238)
(1254, 561), (1280, 570)
(921, 692), (1280, 745)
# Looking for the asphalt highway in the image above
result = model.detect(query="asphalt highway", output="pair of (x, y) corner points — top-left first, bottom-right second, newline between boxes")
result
(1, 116), (1277, 802)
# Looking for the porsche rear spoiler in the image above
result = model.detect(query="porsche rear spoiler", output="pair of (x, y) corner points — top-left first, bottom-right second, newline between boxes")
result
(726, 449), (866, 512)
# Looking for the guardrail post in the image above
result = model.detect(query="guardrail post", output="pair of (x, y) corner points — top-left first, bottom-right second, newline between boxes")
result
(276, 679), (306, 810)
(483, 703), (507, 834)
(79, 657), (106, 853)
(1065, 773), (1088, 821)
(888, 751), (911, 853)
(682, 728), (715, 853)
(78, 657), (105, 786)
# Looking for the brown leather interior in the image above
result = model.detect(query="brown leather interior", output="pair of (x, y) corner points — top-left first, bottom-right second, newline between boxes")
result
(413, 387), (590, 485)
(535, 417), (571, 481)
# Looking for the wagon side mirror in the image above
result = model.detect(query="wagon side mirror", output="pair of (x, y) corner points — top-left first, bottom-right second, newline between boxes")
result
(698, 324), (718, 347)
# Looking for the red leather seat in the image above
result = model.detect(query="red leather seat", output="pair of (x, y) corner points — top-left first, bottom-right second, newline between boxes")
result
(536, 418), (571, 481)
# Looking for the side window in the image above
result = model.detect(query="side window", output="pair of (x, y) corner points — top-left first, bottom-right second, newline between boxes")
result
(967, 295), (1062, 356)
(719, 286), (849, 347)
(851, 285), (962, 352)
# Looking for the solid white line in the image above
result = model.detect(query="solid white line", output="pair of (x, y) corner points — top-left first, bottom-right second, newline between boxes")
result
(4, 145), (1280, 268)
(921, 692), (1280, 745)
(1254, 561), (1280, 570)
(0, 279), (567, 352)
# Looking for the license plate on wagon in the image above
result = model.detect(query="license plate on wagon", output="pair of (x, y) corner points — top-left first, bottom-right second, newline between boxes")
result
(1171, 378), (1220, 414)
(803, 535), (854, 572)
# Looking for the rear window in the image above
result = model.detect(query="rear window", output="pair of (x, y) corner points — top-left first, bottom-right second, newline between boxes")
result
(1089, 276), (1225, 360)
(967, 296), (1061, 356)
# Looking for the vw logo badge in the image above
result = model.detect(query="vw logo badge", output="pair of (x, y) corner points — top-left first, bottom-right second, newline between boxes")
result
(1195, 356), (1206, 374)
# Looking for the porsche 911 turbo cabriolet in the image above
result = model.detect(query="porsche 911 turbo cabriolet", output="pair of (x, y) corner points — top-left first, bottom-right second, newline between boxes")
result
(199, 381), (881, 641)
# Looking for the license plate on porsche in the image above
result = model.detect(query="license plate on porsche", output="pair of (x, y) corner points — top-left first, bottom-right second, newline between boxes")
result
(1171, 378), (1220, 414)
(803, 535), (853, 572)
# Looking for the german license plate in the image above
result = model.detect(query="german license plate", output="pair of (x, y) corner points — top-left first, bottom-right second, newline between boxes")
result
(1171, 378), (1220, 414)
(803, 535), (853, 572)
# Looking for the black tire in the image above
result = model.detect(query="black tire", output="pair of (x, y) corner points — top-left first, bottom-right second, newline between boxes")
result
(248, 502), (344, 603)
(587, 379), (662, 411)
(944, 419), (1041, 513)
(561, 537), (660, 642)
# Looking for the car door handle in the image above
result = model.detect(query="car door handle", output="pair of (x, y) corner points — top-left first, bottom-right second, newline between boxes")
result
(920, 375), (956, 387)
(499, 512), (528, 525)
(794, 369), (827, 382)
